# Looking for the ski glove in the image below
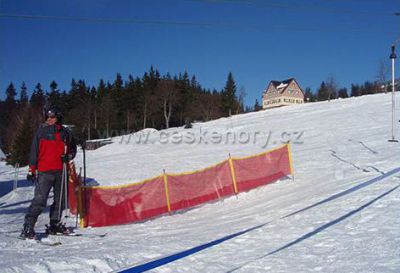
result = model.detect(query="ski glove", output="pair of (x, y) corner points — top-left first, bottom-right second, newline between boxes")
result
(26, 171), (36, 183)
(61, 154), (69, 163)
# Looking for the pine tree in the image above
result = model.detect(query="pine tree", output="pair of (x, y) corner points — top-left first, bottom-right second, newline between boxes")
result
(351, 84), (361, 97)
(304, 87), (315, 102)
(19, 82), (28, 106)
(68, 79), (91, 140)
(4, 83), (17, 125)
(222, 72), (237, 116)
(111, 73), (124, 131)
(3, 83), (18, 152)
(5, 82), (17, 101)
(47, 80), (61, 107)
(7, 108), (34, 166)
(124, 75), (142, 131)
(317, 81), (329, 101)
(97, 80), (113, 138)
(254, 99), (262, 111)
(30, 83), (46, 110)
(142, 67), (160, 129)
(338, 88), (349, 98)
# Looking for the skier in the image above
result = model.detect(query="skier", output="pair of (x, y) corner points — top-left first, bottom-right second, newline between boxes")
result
(20, 106), (77, 239)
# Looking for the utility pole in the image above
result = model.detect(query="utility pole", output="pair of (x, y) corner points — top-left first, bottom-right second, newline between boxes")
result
(389, 45), (398, 142)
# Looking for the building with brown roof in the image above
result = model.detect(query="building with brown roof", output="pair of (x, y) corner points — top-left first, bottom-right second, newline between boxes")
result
(262, 78), (305, 109)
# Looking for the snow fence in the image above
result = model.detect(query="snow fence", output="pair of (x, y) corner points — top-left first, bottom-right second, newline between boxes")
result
(68, 144), (293, 228)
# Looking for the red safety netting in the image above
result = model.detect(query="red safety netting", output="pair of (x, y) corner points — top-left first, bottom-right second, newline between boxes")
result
(167, 160), (234, 211)
(71, 144), (293, 228)
(83, 176), (169, 227)
(232, 145), (291, 193)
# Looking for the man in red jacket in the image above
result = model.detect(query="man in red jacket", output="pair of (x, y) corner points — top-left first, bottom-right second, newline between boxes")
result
(20, 106), (76, 239)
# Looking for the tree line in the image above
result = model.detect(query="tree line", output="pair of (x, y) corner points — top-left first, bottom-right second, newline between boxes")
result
(303, 76), (389, 103)
(0, 66), (393, 167)
(0, 67), (244, 166)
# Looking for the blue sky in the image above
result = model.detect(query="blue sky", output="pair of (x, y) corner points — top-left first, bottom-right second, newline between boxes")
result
(0, 0), (399, 106)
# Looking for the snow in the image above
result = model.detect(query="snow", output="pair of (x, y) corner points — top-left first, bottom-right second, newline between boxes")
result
(1, 93), (400, 272)
(0, 148), (5, 160)
(277, 83), (288, 90)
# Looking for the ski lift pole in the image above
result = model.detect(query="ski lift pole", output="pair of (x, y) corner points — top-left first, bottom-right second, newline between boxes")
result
(389, 45), (399, 142)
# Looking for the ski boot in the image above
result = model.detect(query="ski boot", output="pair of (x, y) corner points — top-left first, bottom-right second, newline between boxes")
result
(45, 221), (70, 235)
(20, 223), (36, 239)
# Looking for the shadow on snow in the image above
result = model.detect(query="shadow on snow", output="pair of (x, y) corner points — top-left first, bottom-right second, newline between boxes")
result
(118, 167), (400, 273)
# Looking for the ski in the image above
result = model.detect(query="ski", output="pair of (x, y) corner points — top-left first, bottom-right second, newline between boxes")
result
(17, 236), (62, 246)
(66, 232), (107, 238)
(46, 232), (108, 238)
(44, 223), (107, 238)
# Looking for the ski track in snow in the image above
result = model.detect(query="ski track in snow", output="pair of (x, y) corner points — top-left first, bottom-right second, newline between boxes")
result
(1, 93), (400, 272)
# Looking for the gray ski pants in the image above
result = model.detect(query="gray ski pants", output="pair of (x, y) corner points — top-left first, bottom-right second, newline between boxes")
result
(24, 171), (65, 227)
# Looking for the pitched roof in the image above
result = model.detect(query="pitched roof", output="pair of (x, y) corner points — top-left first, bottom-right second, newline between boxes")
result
(270, 78), (294, 89)
(265, 78), (304, 95)
(270, 78), (295, 93)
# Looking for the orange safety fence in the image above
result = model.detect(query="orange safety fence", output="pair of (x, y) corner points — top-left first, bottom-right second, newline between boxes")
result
(83, 176), (169, 227)
(167, 160), (235, 212)
(68, 144), (293, 228)
(232, 145), (292, 193)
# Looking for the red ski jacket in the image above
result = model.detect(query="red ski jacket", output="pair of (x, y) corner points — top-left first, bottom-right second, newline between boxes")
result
(29, 124), (76, 173)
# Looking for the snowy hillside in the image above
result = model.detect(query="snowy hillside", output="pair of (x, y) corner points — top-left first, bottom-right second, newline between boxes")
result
(1, 93), (399, 272)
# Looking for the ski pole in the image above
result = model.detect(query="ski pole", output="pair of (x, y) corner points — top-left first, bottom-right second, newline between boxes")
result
(58, 166), (65, 221)
(64, 160), (69, 218)
(58, 145), (68, 222)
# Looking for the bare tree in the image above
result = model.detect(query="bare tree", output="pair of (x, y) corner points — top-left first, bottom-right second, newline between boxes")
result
(155, 79), (178, 129)
(325, 75), (338, 101)
(376, 59), (389, 93)
(236, 86), (246, 114)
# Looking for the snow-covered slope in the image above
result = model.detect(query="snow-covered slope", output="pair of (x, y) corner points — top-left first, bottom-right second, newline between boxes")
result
(1, 93), (399, 272)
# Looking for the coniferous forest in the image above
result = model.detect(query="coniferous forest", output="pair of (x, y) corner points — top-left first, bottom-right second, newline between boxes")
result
(0, 67), (244, 166)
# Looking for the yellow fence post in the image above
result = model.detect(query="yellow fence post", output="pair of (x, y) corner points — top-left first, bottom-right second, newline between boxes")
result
(163, 170), (172, 214)
(228, 154), (238, 194)
(77, 184), (85, 228)
(287, 143), (295, 181)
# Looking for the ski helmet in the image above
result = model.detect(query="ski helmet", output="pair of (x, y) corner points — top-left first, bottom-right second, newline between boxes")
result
(44, 106), (63, 123)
